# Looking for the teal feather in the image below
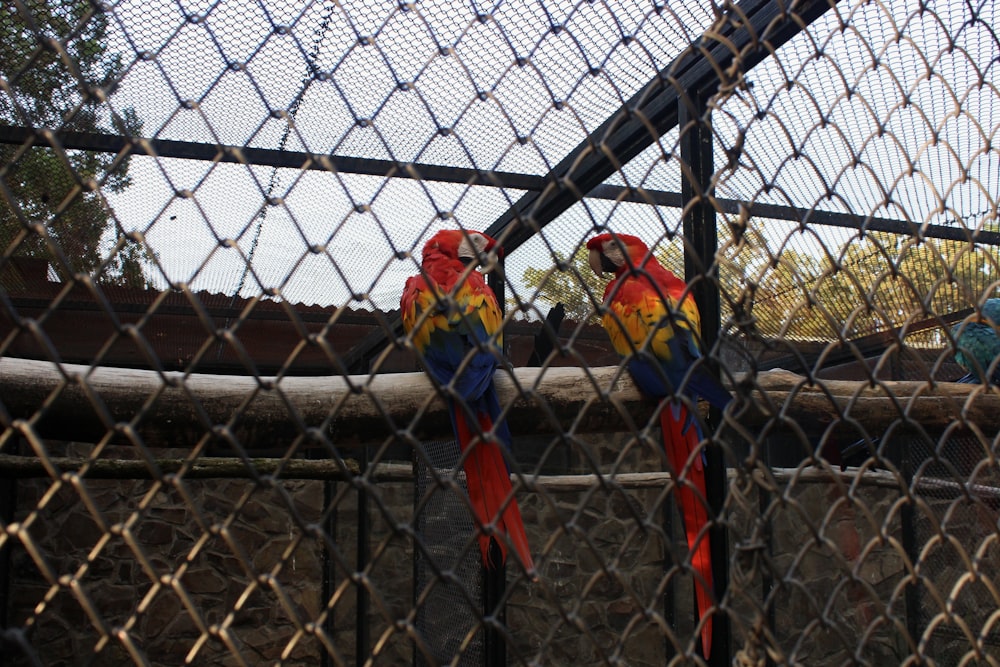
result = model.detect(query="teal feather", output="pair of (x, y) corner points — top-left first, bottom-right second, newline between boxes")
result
(951, 298), (1000, 384)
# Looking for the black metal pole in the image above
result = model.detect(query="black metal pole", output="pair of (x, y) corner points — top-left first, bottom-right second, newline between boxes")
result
(356, 448), (370, 667)
(482, 541), (507, 667)
(485, 253), (507, 667)
(318, 447), (337, 667)
(0, 439), (17, 642)
(680, 88), (730, 666)
(662, 496), (677, 661)
(488, 258), (506, 336)
(898, 438), (922, 652)
(760, 437), (776, 667)
(411, 449), (419, 667)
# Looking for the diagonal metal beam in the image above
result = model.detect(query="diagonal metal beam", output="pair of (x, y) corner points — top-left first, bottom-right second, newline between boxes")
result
(757, 307), (976, 373)
(484, 0), (839, 253)
(344, 0), (837, 372)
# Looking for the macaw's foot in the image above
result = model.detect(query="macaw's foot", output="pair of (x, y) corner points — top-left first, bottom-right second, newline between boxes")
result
(837, 437), (881, 472)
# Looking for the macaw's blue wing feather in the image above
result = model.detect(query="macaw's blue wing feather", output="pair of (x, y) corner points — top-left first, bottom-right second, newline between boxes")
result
(420, 330), (497, 402)
(982, 298), (1000, 324)
(953, 317), (1000, 385)
(407, 279), (502, 403)
(668, 327), (733, 411)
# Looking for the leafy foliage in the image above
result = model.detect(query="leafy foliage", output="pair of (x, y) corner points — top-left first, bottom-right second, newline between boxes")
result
(520, 247), (606, 323)
(523, 227), (1000, 343)
(730, 228), (1000, 342)
(0, 1), (147, 287)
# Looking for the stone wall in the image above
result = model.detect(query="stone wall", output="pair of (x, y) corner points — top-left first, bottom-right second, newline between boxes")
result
(4, 433), (997, 665)
(6, 445), (330, 665)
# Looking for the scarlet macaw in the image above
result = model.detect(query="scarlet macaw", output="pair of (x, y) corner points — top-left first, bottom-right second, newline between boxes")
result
(952, 298), (1000, 385)
(401, 229), (534, 575)
(587, 232), (731, 658)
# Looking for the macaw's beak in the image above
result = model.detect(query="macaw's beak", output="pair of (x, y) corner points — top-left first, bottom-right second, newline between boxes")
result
(589, 248), (604, 277)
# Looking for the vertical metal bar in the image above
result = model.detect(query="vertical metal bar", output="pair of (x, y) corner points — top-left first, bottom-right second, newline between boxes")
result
(488, 257), (505, 314)
(680, 89), (730, 666)
(412, 449), (419, 667)
(320, 469), (337, 667)
(0, 440), (18, 639)
(486, 240), (508, 667)
(899, 438), (922, 653)
(680, 99), (720, 342)
(356, 448), (370, 667)
(489, 255), (507, 357)
(662, 497), (677, 661)
(760, 437), (776, 667)
(483, 543), (506, 667)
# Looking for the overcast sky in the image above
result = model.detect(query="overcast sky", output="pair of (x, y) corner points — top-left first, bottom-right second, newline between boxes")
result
(95, 0), (997, 317)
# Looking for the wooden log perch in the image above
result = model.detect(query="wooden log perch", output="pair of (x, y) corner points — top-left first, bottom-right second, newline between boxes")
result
(0, 358), (647, 449)
(1, 358), (999, 450)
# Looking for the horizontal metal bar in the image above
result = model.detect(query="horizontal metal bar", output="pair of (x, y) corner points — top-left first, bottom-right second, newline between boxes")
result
(2, 452), (992, 503)
(7, 126), (986, 248)
(587, 185), (1000, 246)
(0, 452), (379, 480)
(0, 125), (547, 191)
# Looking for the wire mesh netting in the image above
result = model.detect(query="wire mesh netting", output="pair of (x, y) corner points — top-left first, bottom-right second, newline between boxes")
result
(414, 439), (485, 666)
(1, 0), (999, 665)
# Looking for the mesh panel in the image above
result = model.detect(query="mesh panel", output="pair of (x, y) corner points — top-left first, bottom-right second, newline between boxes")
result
(415, 439), (484, 667)
(910, 432), (1000, 661)
(2, 0), (1000, 665)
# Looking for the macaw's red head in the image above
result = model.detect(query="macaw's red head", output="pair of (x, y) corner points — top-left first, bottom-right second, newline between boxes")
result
(586, 232), (649, 276)
(422, 229), (502, 269)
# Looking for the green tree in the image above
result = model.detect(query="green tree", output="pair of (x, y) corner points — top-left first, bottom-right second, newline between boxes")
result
(524, 228), (1000, 342)
(730, 228), (1000, 342)
(520, 247), (606, 323)
(1, 1), (147, 286)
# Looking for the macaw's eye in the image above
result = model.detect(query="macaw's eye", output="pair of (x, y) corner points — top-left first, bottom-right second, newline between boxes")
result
(459, 255), (477, 267)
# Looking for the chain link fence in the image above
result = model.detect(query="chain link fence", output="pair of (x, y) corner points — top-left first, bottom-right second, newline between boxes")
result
(1, 0), (999, 665)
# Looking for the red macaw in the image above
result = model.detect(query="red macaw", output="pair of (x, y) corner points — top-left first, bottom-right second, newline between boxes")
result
(401, 229), (534, 576)
(587, 232), (732, 659)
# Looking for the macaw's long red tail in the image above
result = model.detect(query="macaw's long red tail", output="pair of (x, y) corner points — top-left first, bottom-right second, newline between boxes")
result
(453, 407), (535, 577)
(660, 401), (713, 659)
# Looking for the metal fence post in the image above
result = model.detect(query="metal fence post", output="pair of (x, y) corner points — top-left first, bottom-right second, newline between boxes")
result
(321, 461), (337, 667)
(483, 546), (507, 667)
(357, 448), (370, 667)
(0, 440), (16, 645)
(897, 437), (922, 651)
(486, 254), (507, 667)
(680, 87), (730, 666)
